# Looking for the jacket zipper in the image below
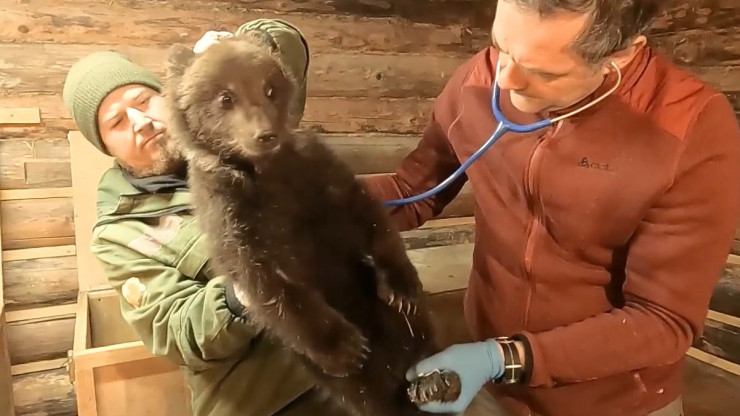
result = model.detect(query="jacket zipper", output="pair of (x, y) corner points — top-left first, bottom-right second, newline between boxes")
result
(521, 120), (564, 329)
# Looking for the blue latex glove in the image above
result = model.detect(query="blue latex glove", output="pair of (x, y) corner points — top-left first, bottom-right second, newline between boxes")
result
(405, 340), (505, 414)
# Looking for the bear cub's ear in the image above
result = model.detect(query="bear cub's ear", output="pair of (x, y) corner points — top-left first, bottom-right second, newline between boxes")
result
(165, 43), (196, 80)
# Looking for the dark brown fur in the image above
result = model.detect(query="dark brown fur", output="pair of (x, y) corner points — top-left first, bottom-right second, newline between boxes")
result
(162, 33), (457, 416)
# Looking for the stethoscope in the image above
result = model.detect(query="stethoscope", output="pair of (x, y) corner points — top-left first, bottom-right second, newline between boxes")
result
(382, 60), (623, 207)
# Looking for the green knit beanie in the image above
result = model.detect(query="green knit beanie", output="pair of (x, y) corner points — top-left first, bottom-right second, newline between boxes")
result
(62, 51), (162, 155)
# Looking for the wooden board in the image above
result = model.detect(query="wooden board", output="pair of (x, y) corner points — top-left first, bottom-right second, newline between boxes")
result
(0, 216), (15, 415)
(694, 312), (740, 368)
(68, 131), (114, 293)
(0, 108), (39, 126)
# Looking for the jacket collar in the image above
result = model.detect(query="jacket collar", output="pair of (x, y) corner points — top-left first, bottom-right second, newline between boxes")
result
(95, 166), (192, 221)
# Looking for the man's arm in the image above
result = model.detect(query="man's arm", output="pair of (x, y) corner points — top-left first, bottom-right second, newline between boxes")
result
(360, 55), (480, 232)
(515, 93), (740, 388)
(91, 222), (260, 372)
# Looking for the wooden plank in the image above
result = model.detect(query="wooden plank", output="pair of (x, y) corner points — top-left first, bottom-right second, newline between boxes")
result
(2, 245), (75, 262)
(1, 0), (488, 54)
(0, 108), (39, 125)
(0, 188), (72, 201)
(402, 217), (475, 250)
(710, 262), (740, 318)
(1, 93), (432, 134)
(5, 305), (77, 324)
(0, 128), (72, 192)
(0, 43), (462, 98)
(687, 347), (740, 378)
(0, 197), (75, 251)
(6, 314), (75, 365)
(10, 358), (67, 377)
(12, 367), (76, 416)
(693, 316), (740, 368)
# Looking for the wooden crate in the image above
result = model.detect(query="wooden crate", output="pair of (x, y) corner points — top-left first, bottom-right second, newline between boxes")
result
(66, 130), (476, 416)
(67, 131), (193, 416)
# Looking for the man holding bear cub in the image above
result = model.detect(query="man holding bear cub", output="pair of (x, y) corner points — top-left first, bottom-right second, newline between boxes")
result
(62, 19), (338, 416)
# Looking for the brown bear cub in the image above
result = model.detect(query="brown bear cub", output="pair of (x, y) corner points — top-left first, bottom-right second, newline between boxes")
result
(162, 32), (459, 416)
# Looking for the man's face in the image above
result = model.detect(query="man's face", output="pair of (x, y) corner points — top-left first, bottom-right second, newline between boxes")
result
(491, 1), (611, 114)
(97, 84), (183, 177)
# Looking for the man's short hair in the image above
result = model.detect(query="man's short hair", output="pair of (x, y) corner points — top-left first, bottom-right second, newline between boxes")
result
(509, 0), (663, 64)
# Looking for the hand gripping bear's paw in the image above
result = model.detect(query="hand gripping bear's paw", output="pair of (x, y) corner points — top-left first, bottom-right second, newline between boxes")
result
(407, 369), (462, 405)
(304, 318), (371, 377)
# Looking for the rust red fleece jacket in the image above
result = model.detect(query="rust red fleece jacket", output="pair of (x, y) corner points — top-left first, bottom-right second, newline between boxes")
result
(361, 46), (740, 416)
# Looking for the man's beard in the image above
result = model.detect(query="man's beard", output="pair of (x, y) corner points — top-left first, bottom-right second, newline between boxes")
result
(123, 135), (187, 178)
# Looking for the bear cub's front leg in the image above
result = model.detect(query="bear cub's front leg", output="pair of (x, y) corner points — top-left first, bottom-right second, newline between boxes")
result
(236, 269), (371, 377)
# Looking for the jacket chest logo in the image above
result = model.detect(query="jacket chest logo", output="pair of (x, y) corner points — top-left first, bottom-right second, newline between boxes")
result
(577, 157), (615, 172)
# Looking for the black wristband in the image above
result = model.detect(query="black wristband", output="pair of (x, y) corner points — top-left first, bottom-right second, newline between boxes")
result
(511, 334), (533, 384)
(224, 280), (248, 317)
(493, 337), (524, 385)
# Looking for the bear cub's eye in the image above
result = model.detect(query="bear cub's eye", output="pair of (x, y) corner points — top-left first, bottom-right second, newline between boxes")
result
(265, 84), (275, 99)
(218, 91), (234, 109)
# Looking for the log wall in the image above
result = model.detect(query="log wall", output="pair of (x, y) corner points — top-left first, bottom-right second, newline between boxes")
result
(0, 0), (739, 415)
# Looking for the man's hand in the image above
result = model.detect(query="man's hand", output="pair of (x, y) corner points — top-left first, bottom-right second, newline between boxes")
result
(193, 30), (234, 53)
(406, 340), (505, 413)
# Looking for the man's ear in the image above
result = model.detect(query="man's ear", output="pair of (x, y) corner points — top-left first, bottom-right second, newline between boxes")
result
(602, 34), (647, 75)
(165, 43), (196, 80)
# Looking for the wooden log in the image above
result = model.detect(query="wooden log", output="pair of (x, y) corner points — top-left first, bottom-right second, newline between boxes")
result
(12, 367), (76, 416)
(650, 30), (740, 67)
(6, 314), (75, 366)
(650, 0), (740, 34)
(0, 134), (424, 191)
(0, 43), (463, 99)
(0, 218), (474, 311)
(2, 255), (78, 310)
(0, 221), (475, 369)
(0, 197), (75, 251)
(1, 133), (421, 189)
(0, 93), (433, 134)
(1, 0), (488, 54)
(694, 314), (740, 368)
(710, 262), (740, 318)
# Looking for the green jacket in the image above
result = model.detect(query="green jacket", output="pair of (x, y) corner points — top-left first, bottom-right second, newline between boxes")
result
(90, 167), (316, 416)
(88, 19), (320, 416)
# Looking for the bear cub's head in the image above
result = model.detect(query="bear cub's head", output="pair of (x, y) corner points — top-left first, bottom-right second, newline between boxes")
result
(164, 30), (297, 165)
